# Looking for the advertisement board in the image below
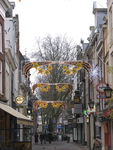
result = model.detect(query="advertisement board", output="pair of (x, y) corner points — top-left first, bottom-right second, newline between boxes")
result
(74, 96), (80, 103)
(74, 104), (82, 113)
(70, 101), (74, 108)
(73, 128), (77, 140)
(15, 95), (25, 105)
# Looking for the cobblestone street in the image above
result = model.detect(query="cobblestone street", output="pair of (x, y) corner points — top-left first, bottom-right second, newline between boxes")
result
(32, 136), (89, 150)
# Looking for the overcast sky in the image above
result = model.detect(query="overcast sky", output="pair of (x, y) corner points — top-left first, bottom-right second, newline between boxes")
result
(11, 0), (107, 56)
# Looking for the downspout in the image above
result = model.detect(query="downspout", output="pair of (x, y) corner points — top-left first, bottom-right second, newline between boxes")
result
(87, 54), (91, 150)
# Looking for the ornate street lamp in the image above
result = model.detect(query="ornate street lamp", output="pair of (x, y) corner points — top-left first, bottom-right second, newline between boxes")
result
(104, 84), (112, 98)
(88, 100), (94, 109)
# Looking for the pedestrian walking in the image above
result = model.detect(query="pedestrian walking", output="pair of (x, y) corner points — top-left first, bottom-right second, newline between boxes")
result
(43, 131), (47, 144)
(40, 133), (43, 144)
(34, 132), (38, 144)
(48, 132), (52, 144)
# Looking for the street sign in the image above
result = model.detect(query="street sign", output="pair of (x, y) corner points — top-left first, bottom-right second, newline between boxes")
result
(70, 101), (74, 108)
(96, 94), (106, 99)
(96, 82), (107, 93)
(74, 96), (80, 103)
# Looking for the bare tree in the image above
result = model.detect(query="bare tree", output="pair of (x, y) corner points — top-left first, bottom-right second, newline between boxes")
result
(30, 34), (77, 126)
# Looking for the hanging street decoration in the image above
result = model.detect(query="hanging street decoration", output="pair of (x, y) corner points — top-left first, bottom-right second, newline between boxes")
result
(89, 64), (101, 82)
(23, 61), (91, 78)
(33, 101), (66, 110)
(23, 61), (56, 78)
(32, 83), (73, 94)
(60, 61), (91, 75)
(56, 84), (68, 92)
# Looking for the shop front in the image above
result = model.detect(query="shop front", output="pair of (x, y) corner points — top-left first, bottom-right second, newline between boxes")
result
(103, 108), (112, 150)
(0, 103), (33, 150)
(77, 117), (83, 144)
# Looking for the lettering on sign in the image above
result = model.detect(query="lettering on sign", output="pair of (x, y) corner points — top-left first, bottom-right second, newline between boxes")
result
(70, 101), (74, 108)
(96, 94), (106, 99)
(74, 96), (79, 103)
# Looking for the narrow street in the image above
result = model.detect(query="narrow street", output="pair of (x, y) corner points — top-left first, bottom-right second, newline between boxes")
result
(32, 136), (89, 150)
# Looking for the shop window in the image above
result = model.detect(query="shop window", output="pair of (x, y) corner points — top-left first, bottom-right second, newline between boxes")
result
(96, 126), (101, 139)
(0, 24), (2, 53)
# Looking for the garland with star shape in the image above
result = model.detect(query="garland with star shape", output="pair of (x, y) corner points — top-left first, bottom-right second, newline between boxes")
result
(56, 84), (68, 92)
(23, 61), (91, 78)
(32, 83), (73, 93)
(33, 101), (66, 109)
(62, 62), (83, 76)
(32, 61), (53, 76)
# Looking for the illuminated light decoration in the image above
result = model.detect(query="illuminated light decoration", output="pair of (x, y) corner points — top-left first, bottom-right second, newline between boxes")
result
(35, 84), (50, 92)
(23, 61), (56, 78)
(44, 69), (50, 76)
(23, 61), (91, 78)
(75, 62), (83, 70)
(71, 67), (77, 74)
(33, 101), (66, 110)
(38, 67), (44, 74)
(89, 64), (101, 82)
(62, 65), (68, 70)
(32, 83), (73, 94)
(60, 61), (91, 74)
(47, 65), (53, 71)
(64, 69), (71, 76)
(56, 84), (68, 92)
(32, 62), (40, 70)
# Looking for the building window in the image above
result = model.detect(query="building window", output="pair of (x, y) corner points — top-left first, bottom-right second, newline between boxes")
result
(0, 24), (2, 53)
(60, 118), (62, 123)
(96, 126), (101, 139)
(0, 60), (2, 94)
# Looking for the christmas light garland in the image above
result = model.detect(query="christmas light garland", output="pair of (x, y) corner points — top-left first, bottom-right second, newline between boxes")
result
(23, 61), (91, 78)
(32, 83), (73, 93)
(33, 101), (66, 109)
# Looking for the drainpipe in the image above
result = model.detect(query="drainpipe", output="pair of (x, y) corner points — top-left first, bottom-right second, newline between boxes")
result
(87, 54), (90, 150)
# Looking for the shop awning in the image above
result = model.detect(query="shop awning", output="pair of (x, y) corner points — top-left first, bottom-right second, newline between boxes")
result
(0, 103), (33, 126)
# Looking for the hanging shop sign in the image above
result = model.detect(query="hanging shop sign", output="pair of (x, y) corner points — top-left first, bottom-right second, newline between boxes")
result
(74, 96), (80, 103)
(15, 95), (25, 105)
(74, 104), (82, 113)
(96, 82), (107, 93)
(73, 128), (77, 140)
(88, 104), (96, 113)
(70, 101), (74, 108)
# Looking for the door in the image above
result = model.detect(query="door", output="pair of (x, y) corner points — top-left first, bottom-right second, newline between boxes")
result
(104, 121), (109, 150)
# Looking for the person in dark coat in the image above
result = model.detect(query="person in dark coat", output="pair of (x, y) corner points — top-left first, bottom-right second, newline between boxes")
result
(43, 131), (47, 144)
(48, 132), (52, 144)
(40, 133), (43, 144)
(35, 132), (38, 144)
